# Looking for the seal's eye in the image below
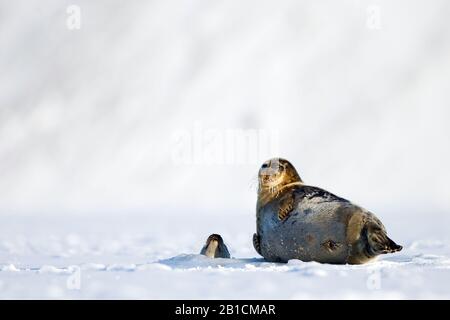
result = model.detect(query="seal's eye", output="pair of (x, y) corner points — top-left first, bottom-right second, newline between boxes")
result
(261, 163), (269, 169)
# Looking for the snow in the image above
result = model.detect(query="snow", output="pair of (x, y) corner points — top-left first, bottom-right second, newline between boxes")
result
(1, 0), (450, 299)
(1, 216), (450, 299)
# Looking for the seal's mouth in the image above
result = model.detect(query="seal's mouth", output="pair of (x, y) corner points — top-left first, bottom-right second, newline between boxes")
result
(259, 171), (284, 188)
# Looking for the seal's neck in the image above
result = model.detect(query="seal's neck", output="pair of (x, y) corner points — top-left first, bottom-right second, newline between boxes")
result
(204, 240), (219, 258)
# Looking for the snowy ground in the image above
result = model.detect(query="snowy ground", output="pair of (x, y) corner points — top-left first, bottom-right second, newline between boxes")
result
(1, 214), (450, 299)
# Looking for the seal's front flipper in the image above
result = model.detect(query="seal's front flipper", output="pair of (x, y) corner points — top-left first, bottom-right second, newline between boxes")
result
(253, 233), (262, 256)
(366, 224), (402, 255)
(278, 194), (295, 221)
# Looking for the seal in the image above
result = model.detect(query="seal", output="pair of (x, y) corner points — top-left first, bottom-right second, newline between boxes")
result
(200, 234), (231, 258)
(253, 158), (402, 264)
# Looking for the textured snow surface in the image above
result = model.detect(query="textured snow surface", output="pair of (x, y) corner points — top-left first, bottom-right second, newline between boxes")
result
(1, 216), (450, 299)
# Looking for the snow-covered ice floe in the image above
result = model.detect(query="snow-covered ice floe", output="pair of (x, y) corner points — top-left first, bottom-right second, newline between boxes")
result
(1, 230), (450, 299)
(0, 215), (450, 299)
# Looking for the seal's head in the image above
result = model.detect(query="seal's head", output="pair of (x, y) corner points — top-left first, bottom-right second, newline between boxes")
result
(200, 234), (231, 259)
(257, 158), (303, 209)
(258, 158), (302, 191)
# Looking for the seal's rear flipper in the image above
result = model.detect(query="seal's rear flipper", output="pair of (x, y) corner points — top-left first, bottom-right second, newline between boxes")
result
(367, 224), (403, 254)
(253, 233), (262, 256)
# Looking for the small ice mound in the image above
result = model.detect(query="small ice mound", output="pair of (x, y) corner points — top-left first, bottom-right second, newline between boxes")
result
(409, 240), (445, 250)
(286, 259), (328, 277)
(287, 259), (323, 269)
(411, 254), (446, 266)
(106, 264), (136, 272)
(158, 254), (261, 270)
(287, 259), (304, 266)
(1, 264), (20, 272)
(378, 254), (413, 264)
(158, 254), (228, 269)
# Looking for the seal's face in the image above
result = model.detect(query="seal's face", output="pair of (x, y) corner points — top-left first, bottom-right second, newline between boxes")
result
(206, 234), (223, 246)
(201, 234), (231, 259)
(204, 234), (222, 257)
(258, 158), (302, 190)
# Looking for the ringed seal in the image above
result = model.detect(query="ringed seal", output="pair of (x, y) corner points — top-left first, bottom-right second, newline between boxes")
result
(253, 158), (402, 264)
(200, 234), (231, 258)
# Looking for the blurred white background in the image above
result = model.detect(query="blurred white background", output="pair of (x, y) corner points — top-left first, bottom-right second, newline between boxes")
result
(1, 0), (449, 237)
